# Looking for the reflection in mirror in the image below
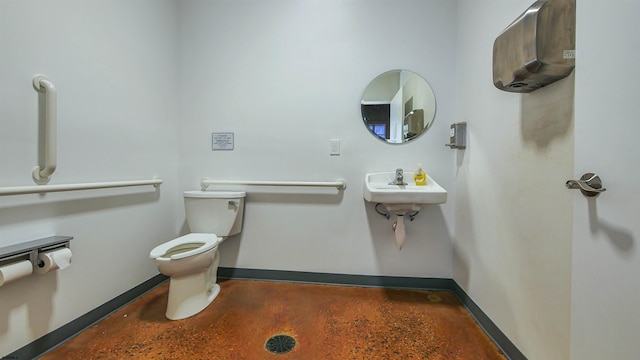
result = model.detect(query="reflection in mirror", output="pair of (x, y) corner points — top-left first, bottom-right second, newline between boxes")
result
(361, 70), (436, 144)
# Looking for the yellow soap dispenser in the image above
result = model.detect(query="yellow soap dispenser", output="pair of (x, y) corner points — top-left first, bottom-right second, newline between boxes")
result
(414, 163), (426, 186)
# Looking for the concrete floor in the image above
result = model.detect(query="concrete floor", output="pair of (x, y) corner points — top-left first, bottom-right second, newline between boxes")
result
(40, 279), (506, 359)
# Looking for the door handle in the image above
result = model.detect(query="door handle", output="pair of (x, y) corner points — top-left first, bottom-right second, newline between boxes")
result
(566, 173), (606, 197)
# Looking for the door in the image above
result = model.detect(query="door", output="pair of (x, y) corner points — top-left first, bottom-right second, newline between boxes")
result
(571, 2), (640, 358)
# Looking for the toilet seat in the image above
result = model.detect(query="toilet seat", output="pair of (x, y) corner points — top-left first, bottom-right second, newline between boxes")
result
(150, 233), (219, 260)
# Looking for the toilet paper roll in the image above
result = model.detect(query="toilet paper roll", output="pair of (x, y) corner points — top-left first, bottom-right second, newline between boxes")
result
(0, 260), (33, 287)
(36, 248), (72, 274)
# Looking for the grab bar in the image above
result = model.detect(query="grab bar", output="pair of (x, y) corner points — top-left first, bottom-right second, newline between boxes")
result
(32, 75), (57, 185)
(201, 178), (347, 191)
(0, 179), (162, 196)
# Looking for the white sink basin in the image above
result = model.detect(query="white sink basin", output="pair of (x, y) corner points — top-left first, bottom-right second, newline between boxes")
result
(363, 171), (447, 213)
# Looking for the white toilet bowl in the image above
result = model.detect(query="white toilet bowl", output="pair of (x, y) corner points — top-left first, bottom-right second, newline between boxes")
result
(150, 233), (221, 320)
(150, 190), (246, 320)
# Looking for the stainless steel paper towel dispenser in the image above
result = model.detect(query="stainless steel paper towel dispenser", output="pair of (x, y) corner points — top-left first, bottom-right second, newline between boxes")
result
(493, 0), (575, 93)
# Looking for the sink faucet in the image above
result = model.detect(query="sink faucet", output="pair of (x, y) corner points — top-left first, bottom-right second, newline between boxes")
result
(390, 168), (407, 185)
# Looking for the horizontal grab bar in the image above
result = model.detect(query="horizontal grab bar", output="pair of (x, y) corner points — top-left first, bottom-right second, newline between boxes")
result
(201, 178), (346, 191)
(0, 179), (162, 196)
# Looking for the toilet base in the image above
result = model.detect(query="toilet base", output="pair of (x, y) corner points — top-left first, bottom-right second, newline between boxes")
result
(166, 272), (220, 320)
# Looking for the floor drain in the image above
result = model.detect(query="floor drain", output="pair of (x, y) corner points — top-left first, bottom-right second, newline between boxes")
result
(265, 334), (296, 354)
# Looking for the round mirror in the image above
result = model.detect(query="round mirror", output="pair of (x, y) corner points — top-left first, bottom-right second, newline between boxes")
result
(361, 70), (436, 144)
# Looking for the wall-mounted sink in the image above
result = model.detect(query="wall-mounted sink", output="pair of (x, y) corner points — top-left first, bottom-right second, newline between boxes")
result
(363, 171), (447, 214)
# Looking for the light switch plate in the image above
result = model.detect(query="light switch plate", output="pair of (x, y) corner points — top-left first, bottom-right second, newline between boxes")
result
(330, 139), (340, 155)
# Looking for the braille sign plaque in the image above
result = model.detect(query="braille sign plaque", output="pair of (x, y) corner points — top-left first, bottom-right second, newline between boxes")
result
(212, 132), (234, 150)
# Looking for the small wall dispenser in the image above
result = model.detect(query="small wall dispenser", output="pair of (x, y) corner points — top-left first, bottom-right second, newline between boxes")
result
(493, 0), (575, 93)
(445, 122), (466, 149)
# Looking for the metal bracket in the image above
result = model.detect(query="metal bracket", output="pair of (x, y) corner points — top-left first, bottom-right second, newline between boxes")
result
(0, 236), (72, 268)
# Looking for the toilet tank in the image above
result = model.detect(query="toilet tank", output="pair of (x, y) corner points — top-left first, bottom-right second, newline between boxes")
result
(183, 191), (246, 237)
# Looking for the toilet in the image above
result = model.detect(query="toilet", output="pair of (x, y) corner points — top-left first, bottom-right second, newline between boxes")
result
(149, 190), (245, 320)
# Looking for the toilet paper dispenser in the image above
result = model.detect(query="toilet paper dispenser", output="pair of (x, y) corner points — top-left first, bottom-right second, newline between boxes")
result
(0, 235), (72, 270)
(493, 0), (575, 93)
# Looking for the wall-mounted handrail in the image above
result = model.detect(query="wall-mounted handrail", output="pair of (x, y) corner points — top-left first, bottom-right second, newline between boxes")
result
(0, 179), (162, 196)
(201, 178), (347, 191)
(32, 75), (57, 184)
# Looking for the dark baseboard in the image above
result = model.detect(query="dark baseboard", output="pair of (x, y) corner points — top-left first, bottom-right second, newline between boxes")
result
(218, 267), (455, 289)
(5, 274), (167, 360)
(6, 268), (526, 360)
(450, 281), (527, 360)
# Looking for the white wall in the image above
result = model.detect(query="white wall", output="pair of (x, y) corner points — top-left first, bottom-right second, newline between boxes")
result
(454, 1), (574, 359)
(571, 1), (640, 358)
(176, 0), (458, 277)
(0, 0), (180, 355)
(10, 1), (628, 359)
(1, 0), (458, 355)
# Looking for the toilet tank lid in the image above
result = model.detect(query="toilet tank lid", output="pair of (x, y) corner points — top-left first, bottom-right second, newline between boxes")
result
(184, 190), (246, 198)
